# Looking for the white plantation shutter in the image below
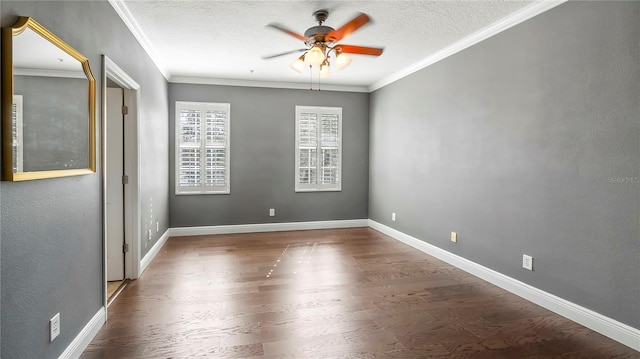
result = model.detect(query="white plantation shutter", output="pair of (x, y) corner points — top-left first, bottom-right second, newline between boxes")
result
(12, 95), (24, 173)
(298, 112), (318, 185)
(295, 106), (342, 192)
(178, 108), (201, 188)
(204, 110), (227, 187)
(175, 102), (230, 194)
(320, 114), (339, 185)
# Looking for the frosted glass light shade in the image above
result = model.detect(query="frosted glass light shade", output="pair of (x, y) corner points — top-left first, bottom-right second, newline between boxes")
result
(335, 52), (352, 70)
(304, 46), (325, 66)
(319, 64), (331, 77)
(290, 55), (305, 74)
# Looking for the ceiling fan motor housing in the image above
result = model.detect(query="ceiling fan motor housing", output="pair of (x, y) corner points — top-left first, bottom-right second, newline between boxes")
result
(304, 25), (335, 44)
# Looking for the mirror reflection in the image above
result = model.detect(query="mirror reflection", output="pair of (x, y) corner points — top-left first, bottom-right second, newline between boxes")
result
(14, 27), (89, 171)
(2, 17), (95, 181)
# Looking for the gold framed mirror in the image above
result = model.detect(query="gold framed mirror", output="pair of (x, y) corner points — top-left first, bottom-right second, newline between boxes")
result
(1, 16), (96, 181)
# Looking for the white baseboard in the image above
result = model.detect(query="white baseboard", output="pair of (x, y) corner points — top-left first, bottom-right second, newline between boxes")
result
(140, 229), (170, 275)
(368, 220), (640, 351)
(169, 219), (368, 237)
(59, 307), (106, 359)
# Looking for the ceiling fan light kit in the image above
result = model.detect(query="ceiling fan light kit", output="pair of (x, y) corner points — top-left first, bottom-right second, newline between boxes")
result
(290, 54), (306, 74)
(304, 45), (326, 66)
(264, 9), (384, 77)
(319, 62), (331, 77)
(335, 52), (352, 71)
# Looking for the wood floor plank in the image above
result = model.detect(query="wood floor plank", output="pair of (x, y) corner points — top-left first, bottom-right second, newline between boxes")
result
(82, 228), (638, 358)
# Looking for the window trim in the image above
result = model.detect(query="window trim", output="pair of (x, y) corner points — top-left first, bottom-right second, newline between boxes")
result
(294, 105), (342, 192)
(175, 101), (230, 195)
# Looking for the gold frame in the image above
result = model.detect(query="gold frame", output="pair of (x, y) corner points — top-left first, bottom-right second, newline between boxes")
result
(1, 16), (96, 181)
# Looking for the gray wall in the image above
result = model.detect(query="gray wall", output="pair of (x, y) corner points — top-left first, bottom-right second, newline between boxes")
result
(1, 1), (169, 358)
(369, 1), (639, 329)
(15, 76), (89, 171)
(169, 84), (369, 227)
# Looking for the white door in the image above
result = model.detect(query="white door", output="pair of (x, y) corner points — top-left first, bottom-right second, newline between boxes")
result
(106, 87), (125, 281)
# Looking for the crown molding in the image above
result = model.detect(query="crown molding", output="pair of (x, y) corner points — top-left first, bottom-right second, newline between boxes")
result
(107, 0), (170, 80)
(369, 0), (568, 92)
(14, 67), (86, 79)
(170, 76), (370, 93)
(109, 0), (566, 93)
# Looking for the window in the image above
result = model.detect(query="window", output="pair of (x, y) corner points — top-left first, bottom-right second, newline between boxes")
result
(175, 101), (230, 194)
(295, 106), (342, 192)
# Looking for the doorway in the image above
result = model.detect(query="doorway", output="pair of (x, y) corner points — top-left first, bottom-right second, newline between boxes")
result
(102, 55), (141, 311)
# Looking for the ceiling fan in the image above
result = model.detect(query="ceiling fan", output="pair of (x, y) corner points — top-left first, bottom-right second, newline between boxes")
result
(263, 9), (384, 76)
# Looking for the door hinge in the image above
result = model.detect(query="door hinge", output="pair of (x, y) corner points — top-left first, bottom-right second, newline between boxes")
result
(122, 105), (128, 115)
(122, 175), (129, 185)
(123, 243), (129, 253)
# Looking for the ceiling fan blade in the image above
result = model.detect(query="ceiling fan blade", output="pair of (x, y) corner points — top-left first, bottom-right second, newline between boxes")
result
(266, 23), (309, 42)
(262, 48), (307, 60)
(335, 44), (383, 56)
(326, 13), (370, 43)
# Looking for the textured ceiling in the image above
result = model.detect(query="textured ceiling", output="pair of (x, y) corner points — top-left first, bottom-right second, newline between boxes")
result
(118, 0), (538, 89)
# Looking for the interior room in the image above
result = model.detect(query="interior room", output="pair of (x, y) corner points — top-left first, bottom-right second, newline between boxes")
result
(0, 1), (638, 358)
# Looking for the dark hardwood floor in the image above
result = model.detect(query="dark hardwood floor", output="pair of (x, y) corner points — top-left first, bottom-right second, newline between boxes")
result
(82, 228), (638, 358)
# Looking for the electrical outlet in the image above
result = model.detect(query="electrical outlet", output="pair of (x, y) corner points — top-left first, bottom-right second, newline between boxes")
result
(148, 229), (152, 241)
(391, 213), (396, 221)
(50, 313), (60, 342)
(269, 208), (275, 217)
(523, 254), (533, 271)
(450, 232), (457, 243)
(156, 221), (159, 232)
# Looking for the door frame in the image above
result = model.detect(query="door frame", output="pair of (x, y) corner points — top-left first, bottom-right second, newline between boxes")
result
(101, 55), (141, 311)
